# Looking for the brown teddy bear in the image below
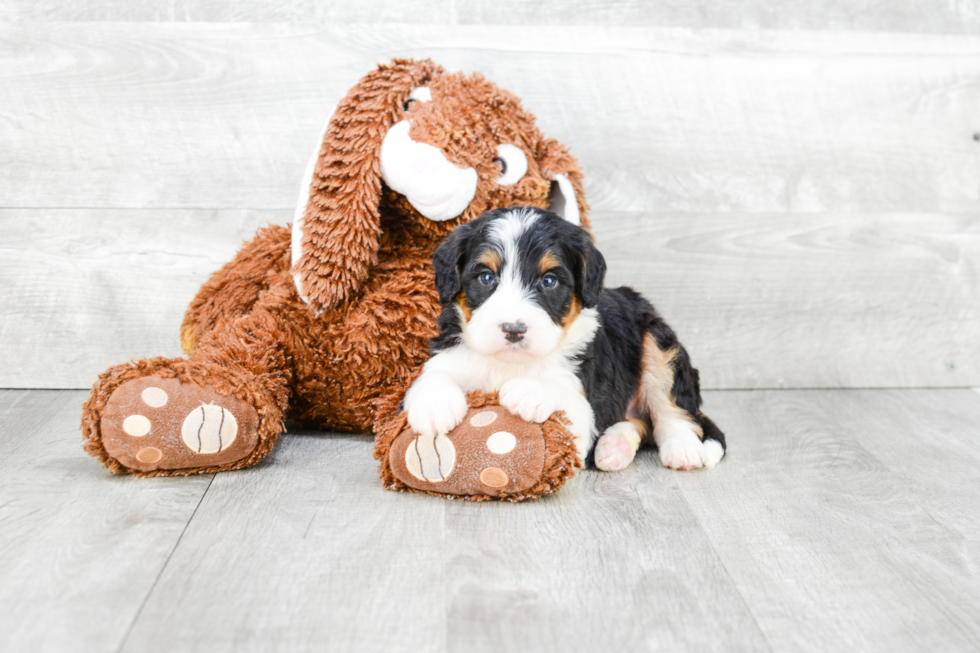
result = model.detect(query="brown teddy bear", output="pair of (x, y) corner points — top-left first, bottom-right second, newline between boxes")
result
(81, 58), (590, 497)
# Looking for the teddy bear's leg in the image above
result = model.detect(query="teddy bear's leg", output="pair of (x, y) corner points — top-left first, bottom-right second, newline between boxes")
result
(82, 286), (304, 476)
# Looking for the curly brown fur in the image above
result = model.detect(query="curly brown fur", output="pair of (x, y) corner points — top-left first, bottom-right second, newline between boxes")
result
(82, 58), (590, 479)
(373, 391), (580, 502)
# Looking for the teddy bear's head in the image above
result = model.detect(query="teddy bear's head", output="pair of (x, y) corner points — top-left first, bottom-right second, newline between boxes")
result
(292, 58), (588, 312)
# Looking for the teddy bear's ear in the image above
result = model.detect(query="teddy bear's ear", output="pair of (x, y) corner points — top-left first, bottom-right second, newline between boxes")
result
(292, 58), (444, 311)
(537, 138), (591, 232)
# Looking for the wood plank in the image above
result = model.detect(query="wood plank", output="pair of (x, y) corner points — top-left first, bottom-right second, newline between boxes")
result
(0, 390), (213, 652)
(119, 429), (450, 653)
(821, 389), (980, 568)
(593, 211), (980, 390)
(120, 413), (769, 653)
(678, 389), (980, 651)
(115, 389), (980, 652)
(442, 462), (770, 652)
(1, 24), (977, 213)
(3, 208), (977, 390)
(4, 388), (980, 651)
(0, 208), (287, 389)
(4, 0), (980, 34)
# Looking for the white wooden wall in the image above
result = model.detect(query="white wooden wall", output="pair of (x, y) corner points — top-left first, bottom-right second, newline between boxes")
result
(1, 7), (979, 390)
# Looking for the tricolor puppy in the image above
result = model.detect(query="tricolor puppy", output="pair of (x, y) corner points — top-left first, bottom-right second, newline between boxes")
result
(404, 207), (726, 472)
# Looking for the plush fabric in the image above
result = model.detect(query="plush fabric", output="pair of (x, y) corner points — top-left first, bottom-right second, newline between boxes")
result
(374, 392), (581, 502)
(80, 58), (589, 496)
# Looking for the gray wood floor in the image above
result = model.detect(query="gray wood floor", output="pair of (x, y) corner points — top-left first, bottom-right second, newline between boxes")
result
(3, 388), (979, 652)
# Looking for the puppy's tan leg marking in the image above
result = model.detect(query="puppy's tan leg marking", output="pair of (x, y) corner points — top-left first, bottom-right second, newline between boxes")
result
(594, 418), (646, 472)
(638, 335), (706, 471)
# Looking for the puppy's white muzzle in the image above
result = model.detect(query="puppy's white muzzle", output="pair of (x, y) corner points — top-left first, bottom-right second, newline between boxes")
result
(379, 121), (478, 222)
(464, 285), (563, 363)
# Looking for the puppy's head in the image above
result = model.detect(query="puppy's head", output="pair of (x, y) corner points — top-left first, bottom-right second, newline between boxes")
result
(433, 207), (606, 362)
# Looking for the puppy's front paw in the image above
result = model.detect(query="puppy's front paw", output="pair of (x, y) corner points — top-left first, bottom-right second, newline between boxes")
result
(658, 433), (706, 471)
(405, 380), (468, 438)
(499, 377), (556, 423)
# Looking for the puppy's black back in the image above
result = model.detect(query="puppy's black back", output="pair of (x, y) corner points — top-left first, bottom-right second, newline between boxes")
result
(577, 287), (649, 436)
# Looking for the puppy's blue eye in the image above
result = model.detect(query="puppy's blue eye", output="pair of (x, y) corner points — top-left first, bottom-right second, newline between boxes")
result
(480, 271), (496, 286)
(541, 274), (558, 289)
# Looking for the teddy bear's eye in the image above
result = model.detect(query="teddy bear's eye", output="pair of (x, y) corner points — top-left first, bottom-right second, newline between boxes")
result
(403, 86), (432, 113)
(494, 144), (528, 186)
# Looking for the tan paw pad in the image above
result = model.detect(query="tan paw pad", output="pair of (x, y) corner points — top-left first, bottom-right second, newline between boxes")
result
(486, 431), (516, 454)
(469, 410), (498, 427)
(141, 386), (168, 407)
(479, 467), (509, 488)
(181, 404), (238, 454)
(136, 447), (163, 464)
(122, 415), (151, 437)
(405, 433), (456, 482)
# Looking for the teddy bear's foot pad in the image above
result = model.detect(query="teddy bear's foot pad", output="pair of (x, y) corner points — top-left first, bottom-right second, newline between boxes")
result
(100, 376), (259, 472)
(389, 406), (547, 497)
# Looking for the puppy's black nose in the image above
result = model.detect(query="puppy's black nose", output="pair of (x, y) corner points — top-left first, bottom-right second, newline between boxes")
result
(501, 322), (527, 343)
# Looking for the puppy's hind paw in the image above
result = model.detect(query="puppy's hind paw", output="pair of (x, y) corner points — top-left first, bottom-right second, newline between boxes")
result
(658, 434), (706, 471)
(701, 439), (725, 468)
(594, 422), (641, 472)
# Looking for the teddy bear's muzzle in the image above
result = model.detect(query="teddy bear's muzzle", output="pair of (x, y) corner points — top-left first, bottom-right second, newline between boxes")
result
(379, 120), (478, 222)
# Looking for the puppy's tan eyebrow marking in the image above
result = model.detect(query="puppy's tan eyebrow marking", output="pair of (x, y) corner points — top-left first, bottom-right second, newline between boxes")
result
(538, 251), (561, 274)
(477, 249), (501, 273)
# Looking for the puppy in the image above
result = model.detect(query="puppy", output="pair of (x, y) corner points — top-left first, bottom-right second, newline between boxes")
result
(404, 207), (726, 472)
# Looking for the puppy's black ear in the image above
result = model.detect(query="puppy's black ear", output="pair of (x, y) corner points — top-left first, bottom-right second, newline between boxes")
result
(432, 224), (472, 305)
(578, 236), (606, 308)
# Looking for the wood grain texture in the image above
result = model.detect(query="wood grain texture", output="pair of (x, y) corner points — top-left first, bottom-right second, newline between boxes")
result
(3, 208), (977, 390)
(442, 469), (769, 652)
(0, 390), (213, 653)
(679, 389), (980, 651)
(0, 208), (287, 389)
(2, 23), (978, 390)
(0, 388), (962, 652)
(119, 419), (769, 653)
(1, 24), (978, 213)
(4, 0), (980, 34)
(119, 430), (450, 653)
(593, 211), (980, 390)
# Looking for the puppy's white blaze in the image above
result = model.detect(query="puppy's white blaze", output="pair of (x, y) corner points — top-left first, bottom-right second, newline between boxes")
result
(464, 207), (561, 360)
(488, 208), (540, 287)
